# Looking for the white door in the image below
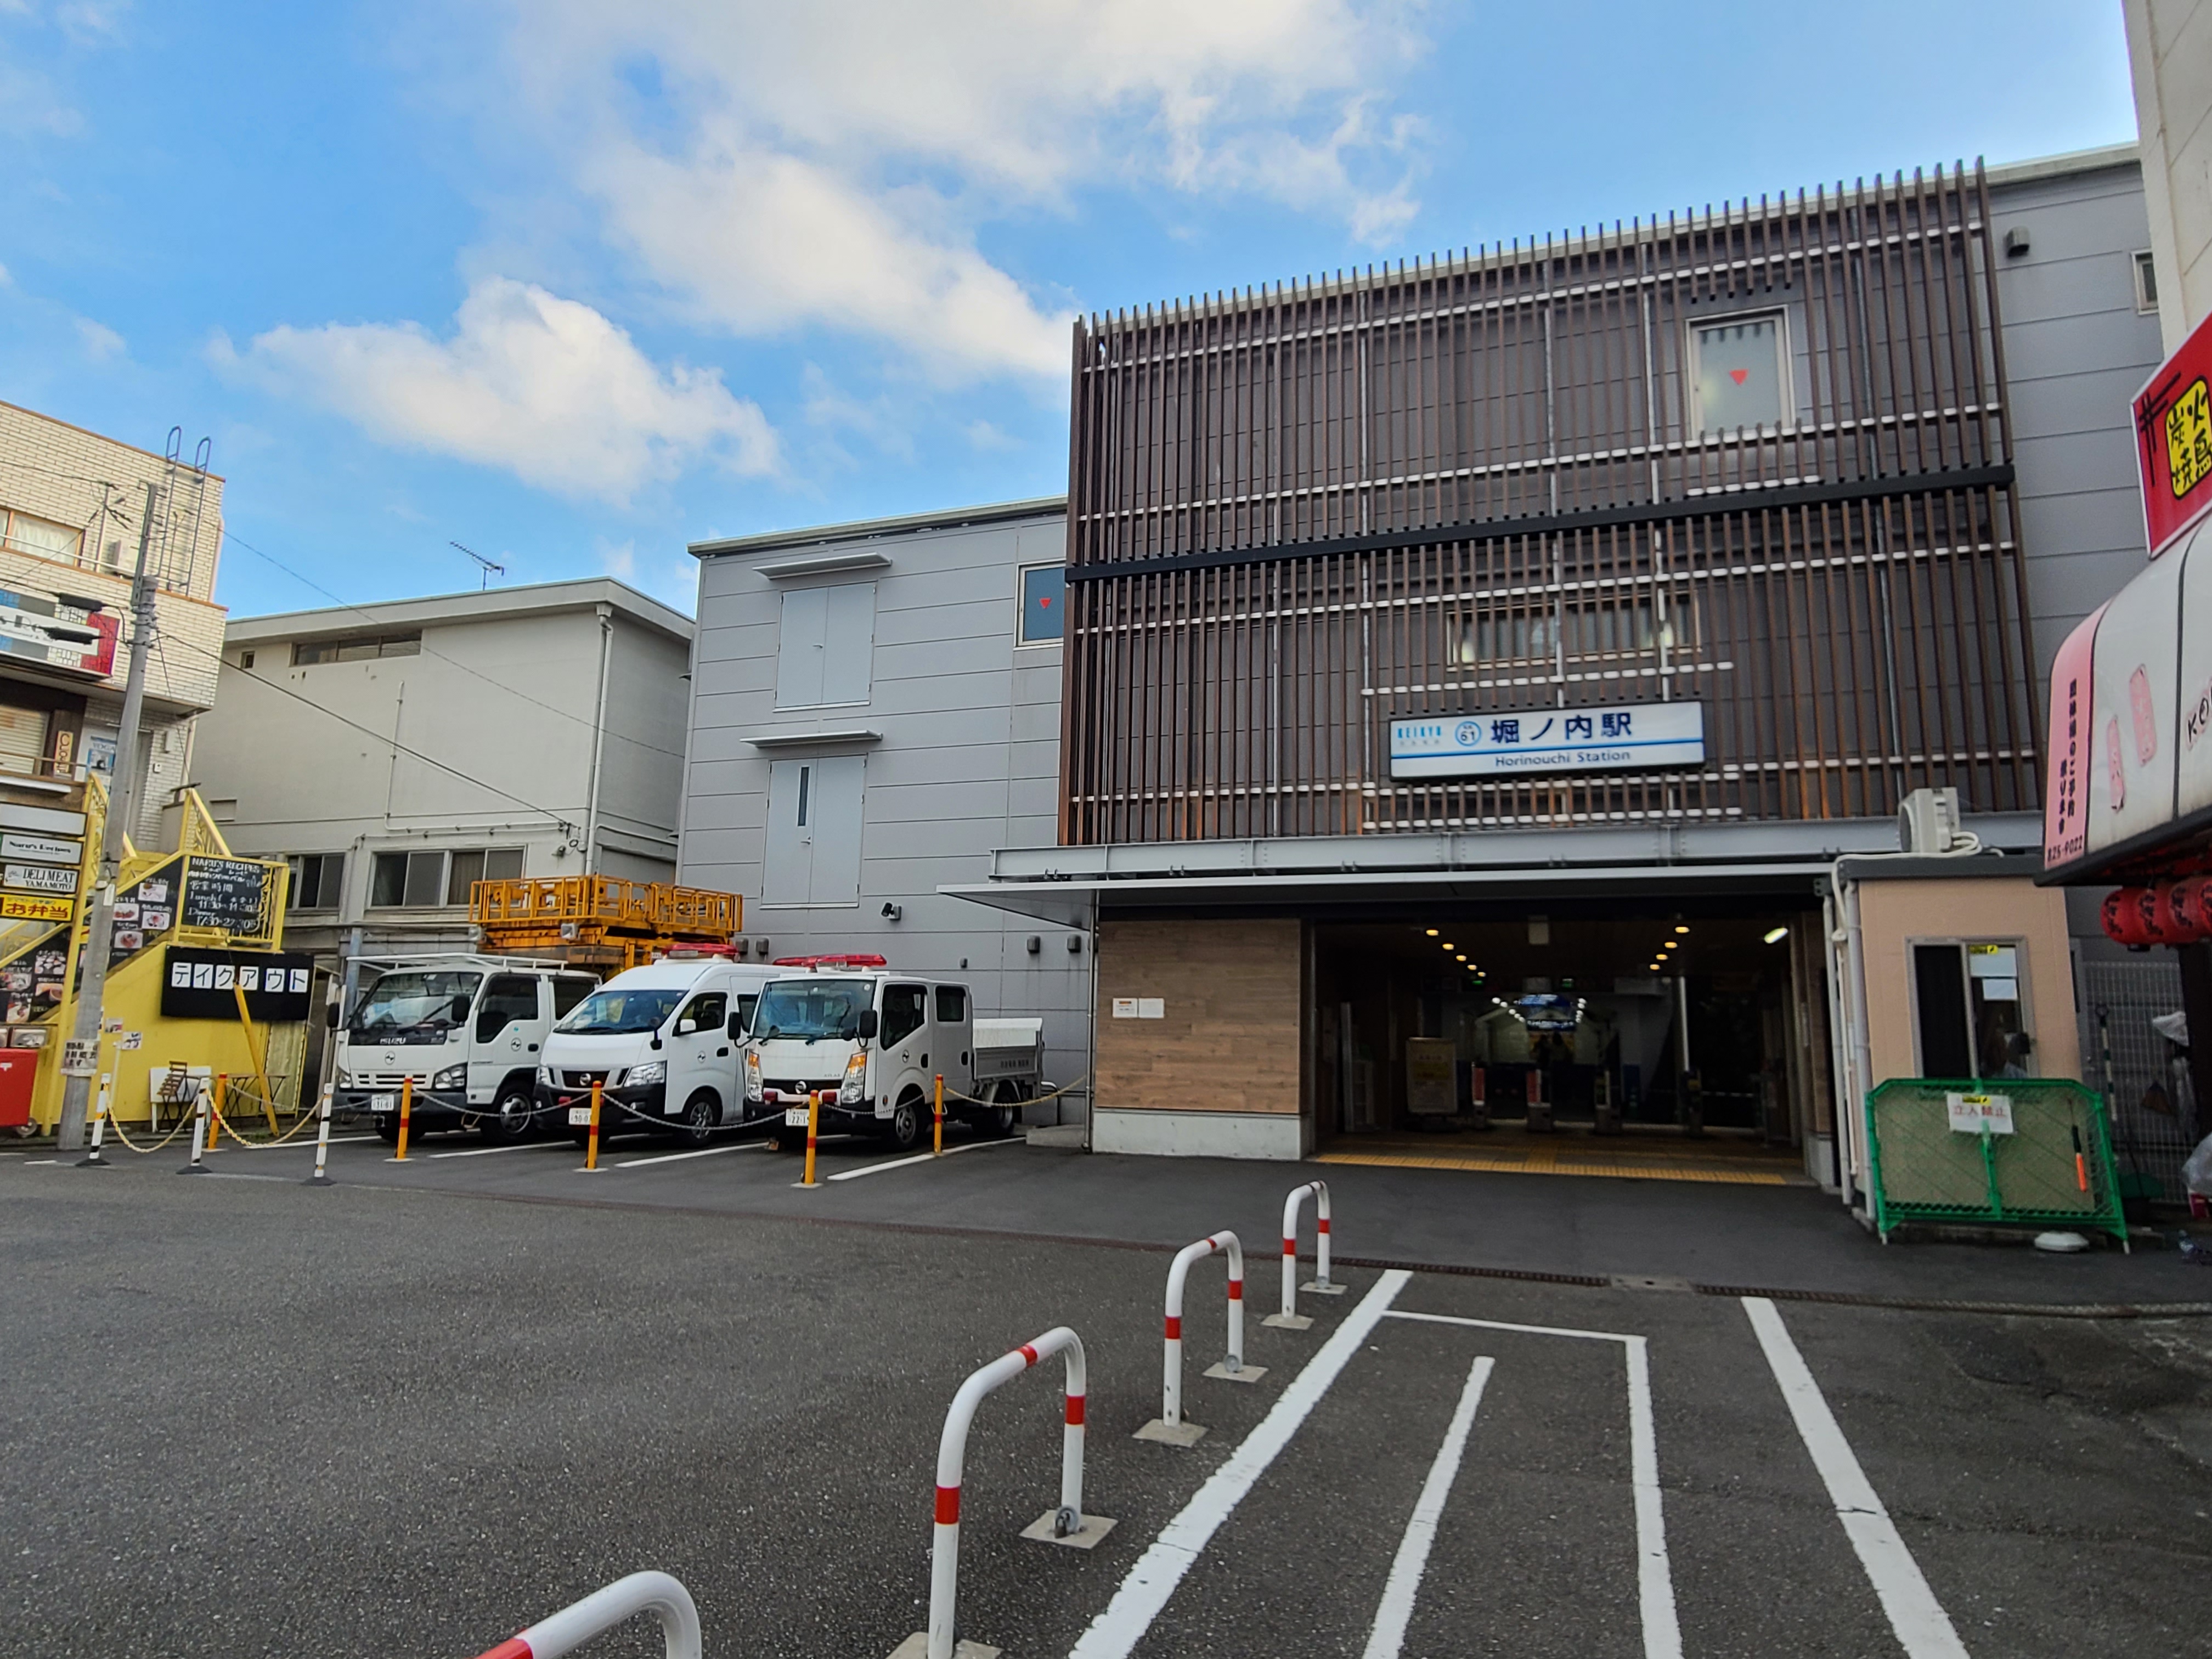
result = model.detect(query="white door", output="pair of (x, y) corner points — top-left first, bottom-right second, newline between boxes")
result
(763, 756), (866, 907)
(775, 583), (876, 708)
(670, 988), (732, 1120)
(470, 974), (542, 1098)
(933, 984), (974, 1096)
(879, 981), (930, 1104)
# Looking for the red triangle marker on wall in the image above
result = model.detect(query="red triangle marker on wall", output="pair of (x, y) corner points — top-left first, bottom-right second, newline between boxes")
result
(1729, 368), (1749, 385)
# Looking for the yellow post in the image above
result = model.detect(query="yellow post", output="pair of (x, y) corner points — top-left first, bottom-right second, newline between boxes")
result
(586, 1079), (602, 1171)
(208, 1073), (227, 1155)
(232, 979), (279, 1135)
(395, 1075), (413, 1161)
(934, 1073), (944, 1156)
(799, 1090), (820, 1188)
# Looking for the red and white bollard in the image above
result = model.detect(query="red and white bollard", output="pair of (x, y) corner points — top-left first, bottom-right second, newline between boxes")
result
(469, 1570), (701, 1659)
(1135, 1230), (1266, 1447)
(899, 1325), (1112, 1659)
(1265, 1180), (1341, 1330)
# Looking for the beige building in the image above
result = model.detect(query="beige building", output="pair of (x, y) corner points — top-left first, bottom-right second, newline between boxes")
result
(2125, 0), (2212, 346)
(0, 400), (225, 838)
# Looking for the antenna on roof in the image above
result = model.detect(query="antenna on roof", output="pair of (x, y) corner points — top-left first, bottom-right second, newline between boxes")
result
(450, 541), (504, 590)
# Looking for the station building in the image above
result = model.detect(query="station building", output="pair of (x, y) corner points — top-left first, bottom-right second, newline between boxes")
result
(680, 145), (2184, 1199)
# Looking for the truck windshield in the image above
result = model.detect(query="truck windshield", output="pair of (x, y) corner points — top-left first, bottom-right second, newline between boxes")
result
(349, 971), (482, 1036)
(555, 987), (686, 1035)
(753, 979), (873, 1041)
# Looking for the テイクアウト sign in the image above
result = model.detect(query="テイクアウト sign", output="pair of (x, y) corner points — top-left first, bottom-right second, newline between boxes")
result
(1389, 702), (1705, 780)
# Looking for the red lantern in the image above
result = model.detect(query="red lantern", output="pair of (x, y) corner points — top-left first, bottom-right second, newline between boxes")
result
(2101, 886), (2163, 947)
(2168, 877), (2212, 941)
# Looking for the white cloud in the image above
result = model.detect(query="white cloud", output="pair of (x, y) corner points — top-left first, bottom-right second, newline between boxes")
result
(74, 316), (122, 359)
(599, 539), (637, 581)
(0, 62), (82, 137)
(215, 276), (778, 504)
(477, 1), (1426, 380)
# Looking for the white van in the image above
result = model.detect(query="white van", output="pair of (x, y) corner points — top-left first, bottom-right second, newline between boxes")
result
(534, 954), (779, 1146)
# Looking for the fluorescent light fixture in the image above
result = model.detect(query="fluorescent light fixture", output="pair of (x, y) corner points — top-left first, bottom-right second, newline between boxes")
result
(1674, 924), (1690, 935)
(1763, 926), (1788, 945)
(1425, 928), (1438, 936)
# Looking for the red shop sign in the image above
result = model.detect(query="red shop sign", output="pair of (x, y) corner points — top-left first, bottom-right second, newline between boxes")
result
(2136, 307), (2212, 560)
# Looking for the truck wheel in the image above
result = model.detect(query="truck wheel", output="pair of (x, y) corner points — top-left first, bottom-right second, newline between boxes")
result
(481, 1088), (536, 1142)
(886, 1092), (924, 1153)
(670, 1091), (717, 1147)
(981, 1081), (1020, 1139)
(374, 1116), (400, 1145)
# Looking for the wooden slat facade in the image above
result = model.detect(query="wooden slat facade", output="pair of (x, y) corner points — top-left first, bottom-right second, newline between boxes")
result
(1060, 166), (2040, 845)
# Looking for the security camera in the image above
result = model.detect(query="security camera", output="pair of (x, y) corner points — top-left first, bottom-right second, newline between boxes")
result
(881, 901), (903, 921)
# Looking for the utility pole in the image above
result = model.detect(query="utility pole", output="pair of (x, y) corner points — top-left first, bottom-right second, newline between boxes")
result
(57, 481), (160, 1150)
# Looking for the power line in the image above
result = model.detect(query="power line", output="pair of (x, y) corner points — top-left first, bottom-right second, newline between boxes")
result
(218, 528), (691, 764)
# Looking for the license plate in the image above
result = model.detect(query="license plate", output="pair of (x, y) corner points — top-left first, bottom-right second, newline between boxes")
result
(784, 1107), (812, 1126)
(371, 1092), (397, 1111)
(567, 1106), (594, 1126)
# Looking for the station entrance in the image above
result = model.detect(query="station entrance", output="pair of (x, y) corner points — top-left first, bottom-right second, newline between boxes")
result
(1308, 902), (1833, 1186)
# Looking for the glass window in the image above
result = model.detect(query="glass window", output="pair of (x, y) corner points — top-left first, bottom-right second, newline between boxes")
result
(403, 850), (444, 907)
(675, 991), (727, 1035)
(1693, 315), (1786, 433)
(369, 851), (407, 909)
(556, 986), (686, 1035)
(447, 850), (485, 905)
(552, 976), (597, 1018)
(752, 978), (874, 1040)
(286, 853), (343, 910)
(293, 634), (421, 665)
(485, 847), (524, 881)
(475, 975), (541, 1042)
(2, 510), (84, 562)
(1019, 564), (1065, 645)
(349, 970), (482, 1036)
(733, 992), (759, 1036)
(1912, 940), (2032, 1080)
(934, 985), (967, 1024)
(881, 983), (928, 1048)
(2136, 250), (2160, 314)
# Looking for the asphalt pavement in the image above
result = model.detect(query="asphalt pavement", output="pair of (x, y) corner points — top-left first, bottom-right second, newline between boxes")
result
(4, 1140), (2211, 1657)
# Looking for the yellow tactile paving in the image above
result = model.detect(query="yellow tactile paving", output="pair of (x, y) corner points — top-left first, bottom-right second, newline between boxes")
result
(1314, 1145), (1798, 1185)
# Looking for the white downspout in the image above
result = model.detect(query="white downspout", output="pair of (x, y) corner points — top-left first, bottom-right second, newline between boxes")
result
(582, 603), (613, 876)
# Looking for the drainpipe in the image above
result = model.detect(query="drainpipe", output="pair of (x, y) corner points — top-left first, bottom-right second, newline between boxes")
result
(1832, 864), (1874, 1211)
(582, 603), (613, 875)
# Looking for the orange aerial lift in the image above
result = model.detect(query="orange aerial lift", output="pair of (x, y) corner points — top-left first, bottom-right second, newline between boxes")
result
(470, 876), (741, 972)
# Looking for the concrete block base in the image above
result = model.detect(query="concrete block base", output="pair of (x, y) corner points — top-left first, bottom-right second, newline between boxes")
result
(1025, 1124), (1085, 1148)
(1020, 1510), (1119, 1549)
(1092, 1108), (1303, 1160)
(1302, 1280), (1348, 1296)
(1134, 1417), (1207, 1446)
(1204, 1362), (1268, 1385)
(1261, 1312), (1313, 1330)
(889, 1637), (1000, 1659)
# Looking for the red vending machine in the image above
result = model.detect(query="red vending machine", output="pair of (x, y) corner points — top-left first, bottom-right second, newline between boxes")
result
(0, 1047), (39, 1129)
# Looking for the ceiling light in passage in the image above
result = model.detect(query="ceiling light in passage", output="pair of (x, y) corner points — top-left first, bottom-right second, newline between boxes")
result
(1441, 942), (1454, 951)
(1425, 928), (1438, 936)
(1764, 926), (1788, 945)
(1674, 924), (1690, 935)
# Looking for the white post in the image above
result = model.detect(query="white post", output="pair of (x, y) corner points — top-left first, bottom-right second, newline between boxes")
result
(179, 1086), (209, 1175)
(1139, 1230), (1265, 1446)
(923, 1327), (1092, 1659)
(78, 1073), (114, 1167)
(309, 1080), (335, 1186)
(470, 1570), (702, 1659)
(1268, 1182), (1338, 1328)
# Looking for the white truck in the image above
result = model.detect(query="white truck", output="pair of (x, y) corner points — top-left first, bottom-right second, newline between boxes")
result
(338, 956), (601, 1143)
(741, 958), (1043, 1152)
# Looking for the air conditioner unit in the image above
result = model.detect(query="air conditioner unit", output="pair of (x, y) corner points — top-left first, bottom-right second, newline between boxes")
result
(1898, 786), (1963, 854)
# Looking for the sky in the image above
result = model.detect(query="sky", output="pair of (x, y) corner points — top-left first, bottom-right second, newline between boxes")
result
(0, 1), (2140, 620)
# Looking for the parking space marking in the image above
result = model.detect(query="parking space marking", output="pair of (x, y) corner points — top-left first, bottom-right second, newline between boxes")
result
(1067, 1269), (1412, 1659)
(427, 1141), (571, 1159)
(238, 1135), (380, 1150)
(1743, 1297), (1970, 1659)
(615, 1143), (768, 1168)
(1361, 1354), (1494, 1659)
(822, 1137), (1025, 1182)
(1381, 1308), (1681, 1658)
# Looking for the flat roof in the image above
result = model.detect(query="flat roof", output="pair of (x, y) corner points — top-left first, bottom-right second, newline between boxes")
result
(224, 576), (692, 645)
(689, 495), (1066, 560)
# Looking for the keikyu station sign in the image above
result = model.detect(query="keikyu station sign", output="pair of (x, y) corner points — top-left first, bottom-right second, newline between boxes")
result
(1390, 701), (1706, 780)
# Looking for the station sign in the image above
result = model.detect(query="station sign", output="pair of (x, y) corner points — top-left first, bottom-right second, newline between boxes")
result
(2136, 307), (2212, 559)
(1390, 701), (1705, 779)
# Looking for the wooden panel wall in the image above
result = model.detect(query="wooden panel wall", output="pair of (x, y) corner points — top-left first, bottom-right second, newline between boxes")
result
(1094, 918), (1302, 1114)
(1061, 167), (2040, 845)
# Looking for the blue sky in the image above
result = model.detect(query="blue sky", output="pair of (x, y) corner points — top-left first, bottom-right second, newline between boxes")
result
(0, 2), (2138, 619)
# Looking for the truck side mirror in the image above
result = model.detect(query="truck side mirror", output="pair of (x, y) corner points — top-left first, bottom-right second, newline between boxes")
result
(726, 1012), (744, 1039)
(856, 1009), (879, 1040)
(450, 996), (471, 1024)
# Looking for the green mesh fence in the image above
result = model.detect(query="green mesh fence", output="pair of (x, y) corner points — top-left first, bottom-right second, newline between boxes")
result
(1863, 1079), (2126, 1245)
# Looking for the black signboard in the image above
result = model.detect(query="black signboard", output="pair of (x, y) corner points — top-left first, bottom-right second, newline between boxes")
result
(160, 947), (315, 1022)
(180, 857), (272, 933)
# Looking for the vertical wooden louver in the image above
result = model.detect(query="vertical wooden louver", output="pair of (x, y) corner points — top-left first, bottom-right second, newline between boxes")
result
(1060, 166), (2039, 847)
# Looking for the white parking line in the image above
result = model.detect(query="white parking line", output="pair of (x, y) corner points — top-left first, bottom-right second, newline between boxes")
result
(1743, 1297), (1970, 1659)
(823, 1137), (1025, 1182)
(427, 1141), (568, 1159)
(1361, 1355), (1494, 1659)
(1383, 1310), (1681, 1659)
(240, 1135), (379, 1150)
(616, 1142), (766, 1168)
(1066, 1269), (1412, 1659)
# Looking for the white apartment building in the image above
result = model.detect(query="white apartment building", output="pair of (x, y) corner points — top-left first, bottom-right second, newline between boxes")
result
(0, 400), (225, 838)
(193, 579), (692, 970)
